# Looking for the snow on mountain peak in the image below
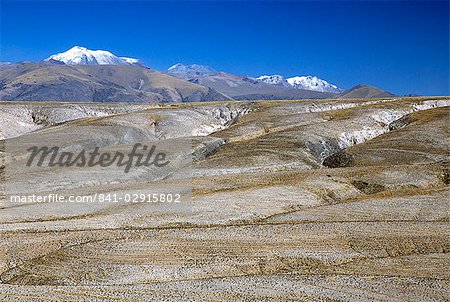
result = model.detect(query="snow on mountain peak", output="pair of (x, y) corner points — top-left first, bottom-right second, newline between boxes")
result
(257, 74), (342, 93)
(167, 63), (217, 76)
(256, 75), (291, 87)
(286, 76), (343, 93)
(256, 74), (343, 93)
(120, 57), (142, 65)
(45, 46), (141, 66)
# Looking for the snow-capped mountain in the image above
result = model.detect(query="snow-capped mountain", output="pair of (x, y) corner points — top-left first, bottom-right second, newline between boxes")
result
(257, 74), (342, 93)
(0, 62), (15, 68)
(256, 75), (291, 88)
(119, 57), (143, 65)
(45, 46), (141, 66)
(168, 63), (217, 76)
(287, 76), (343, 93)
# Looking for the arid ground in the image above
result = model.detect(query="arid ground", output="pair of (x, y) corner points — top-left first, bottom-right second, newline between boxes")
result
(0, 97), (449, 301)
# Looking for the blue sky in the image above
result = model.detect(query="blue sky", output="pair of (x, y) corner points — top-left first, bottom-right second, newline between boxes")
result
(1, 1), (448, 95)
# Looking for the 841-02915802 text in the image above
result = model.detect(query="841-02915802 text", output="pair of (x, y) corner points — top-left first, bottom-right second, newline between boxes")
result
(97, 193), (182, 203)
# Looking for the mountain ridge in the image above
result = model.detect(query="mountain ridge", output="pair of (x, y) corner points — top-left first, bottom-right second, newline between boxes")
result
(168, 63), (217, 76)
(0, 62), (230, 102)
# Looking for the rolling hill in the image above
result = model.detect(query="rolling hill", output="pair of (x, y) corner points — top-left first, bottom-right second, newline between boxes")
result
(338, 84), (394, 99)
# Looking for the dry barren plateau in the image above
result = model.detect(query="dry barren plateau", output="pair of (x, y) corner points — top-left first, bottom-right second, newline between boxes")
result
(0, 96), (449, 301)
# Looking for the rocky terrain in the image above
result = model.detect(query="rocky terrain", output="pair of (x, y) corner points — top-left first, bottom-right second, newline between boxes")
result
(0, 96), (449, 301)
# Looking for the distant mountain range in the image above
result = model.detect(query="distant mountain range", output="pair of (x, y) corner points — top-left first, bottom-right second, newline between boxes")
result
(166, 63), (337, 100)
(256, 74), (343, 93)
(167, 63), (343, 94)
(0, 46), (395, 102)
